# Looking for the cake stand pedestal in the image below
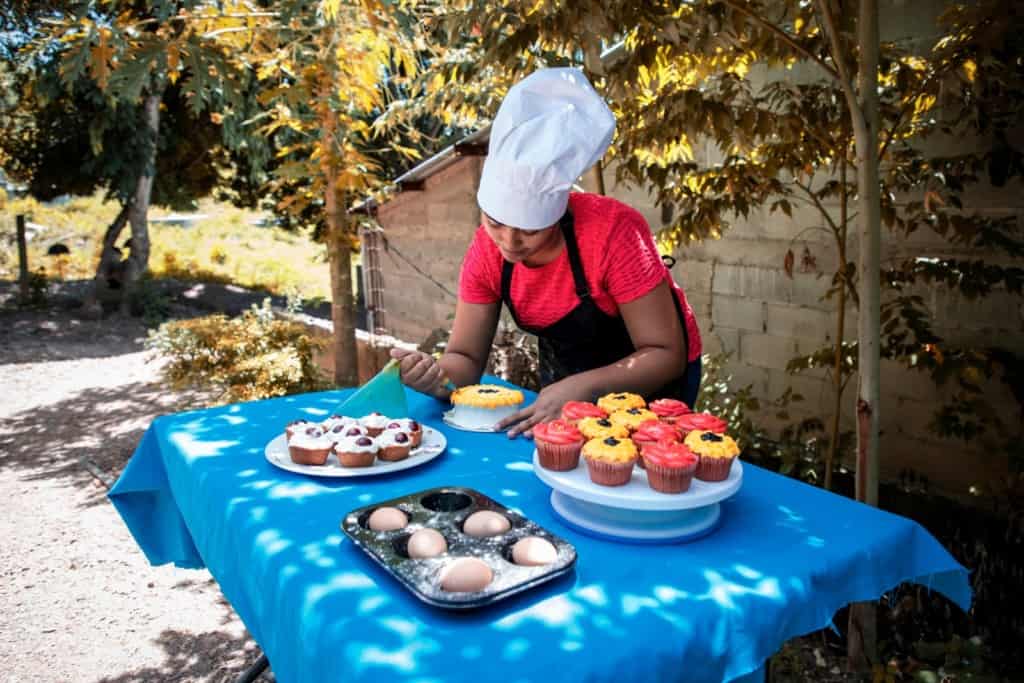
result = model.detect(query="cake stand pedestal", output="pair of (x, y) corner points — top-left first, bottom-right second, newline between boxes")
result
(533, 451), (743, 544)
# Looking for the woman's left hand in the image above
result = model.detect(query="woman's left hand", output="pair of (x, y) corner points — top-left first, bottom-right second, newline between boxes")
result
(496, 375), (593, 439)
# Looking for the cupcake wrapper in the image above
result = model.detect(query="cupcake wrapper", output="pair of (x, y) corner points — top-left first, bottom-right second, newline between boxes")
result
(409, 432), (423, 448)
(289, 445), (331, 466)
(338, 450), (375, 468)
(696, 454), (736, 482)
(585, 457), (635, 486)
(644, 459), (697, 494)
(536, 440), (583, 471)
(364, 427), (385, 437)
(378, 446), (410, 462)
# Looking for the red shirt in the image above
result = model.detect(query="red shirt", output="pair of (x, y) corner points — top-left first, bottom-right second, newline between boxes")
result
(458, 193), (702, 362)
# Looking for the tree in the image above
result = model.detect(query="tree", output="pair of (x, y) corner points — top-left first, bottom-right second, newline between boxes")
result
(1, 1), (264, 313)
(399, 0), (1022, 669)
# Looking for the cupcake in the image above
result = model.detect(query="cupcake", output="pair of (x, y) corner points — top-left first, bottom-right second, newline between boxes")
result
(631, 419), (682, 469)
(609, 407), (658, 433)
(582, 436), (638, 486)
(596, 391), (646, 414)
(360, 412), (391, 437)
(674, 412), (728, 437)
(285, 419), (317, 440)
(561, 401), (608, 425)
(533, 419), (584, 471)
(578, 417), (630, 441)
(384, 418), (422, 448)
(321, 414), (355, 432)
(684, 430), (740, 481)
(376, 430), (413, 462)
(648, 398), (692, 425)
(642, 442), (699, 494)
(334, 434), (379, 468)
(287, 429), (333, 466)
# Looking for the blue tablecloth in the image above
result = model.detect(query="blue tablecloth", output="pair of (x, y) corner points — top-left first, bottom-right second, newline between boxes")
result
(109, 382), (970, 683)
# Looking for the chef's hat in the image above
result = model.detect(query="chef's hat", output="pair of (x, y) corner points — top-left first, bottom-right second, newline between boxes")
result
(476, 67), (616, 230)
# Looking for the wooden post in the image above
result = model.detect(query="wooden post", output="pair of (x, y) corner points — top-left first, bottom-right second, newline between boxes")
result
(16, 214), (29, 304)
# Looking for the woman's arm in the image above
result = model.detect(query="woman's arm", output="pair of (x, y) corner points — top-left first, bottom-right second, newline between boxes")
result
(392, 299), (500, 399)
(499, 280), (686, 437)
(439, 299), (500, 387)
(577, 280), (687, 397)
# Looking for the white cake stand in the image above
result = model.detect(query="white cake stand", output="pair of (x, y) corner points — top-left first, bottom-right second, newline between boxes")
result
(533, 451), (743, 543)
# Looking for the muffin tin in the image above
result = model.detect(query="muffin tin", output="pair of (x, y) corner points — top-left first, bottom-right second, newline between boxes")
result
(341, 486), (577, 609)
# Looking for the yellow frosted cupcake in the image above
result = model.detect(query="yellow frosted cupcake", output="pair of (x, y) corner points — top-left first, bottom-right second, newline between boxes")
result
(596, 391), (646, 413)
(684, 430), (740, 481)
(582, 436), (638, 486)
(578, 416), (630, 441)
(609, 407), (658, 433)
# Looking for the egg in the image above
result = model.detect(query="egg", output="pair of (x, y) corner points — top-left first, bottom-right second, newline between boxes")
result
(511, 536), (558, 566)
(440, 557), (493, 593)
(406, 528), (447, 559)
(367, 507), (408, 532)
(462, 510), (511, 537)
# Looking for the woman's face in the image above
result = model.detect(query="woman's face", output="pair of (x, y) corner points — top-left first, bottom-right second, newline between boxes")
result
(481, 212), (557, 263)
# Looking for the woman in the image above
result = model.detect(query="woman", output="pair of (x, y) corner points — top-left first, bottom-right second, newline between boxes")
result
(391, 68), (702, 437)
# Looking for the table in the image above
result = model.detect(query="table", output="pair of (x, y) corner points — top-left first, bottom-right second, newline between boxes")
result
(109, 381), (970, 683)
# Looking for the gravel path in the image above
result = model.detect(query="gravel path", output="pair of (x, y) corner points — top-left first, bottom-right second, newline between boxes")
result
(0, 309), (268, 682)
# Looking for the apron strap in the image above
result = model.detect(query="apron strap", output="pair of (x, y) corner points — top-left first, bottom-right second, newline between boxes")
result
(558, 211), (590, 301)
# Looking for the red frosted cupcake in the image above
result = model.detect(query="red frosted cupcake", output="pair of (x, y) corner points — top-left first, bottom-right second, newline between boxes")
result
(673, 412), (728, 437)
(561, 401), (608, 425)
(631, 419), (682, 469)
(648, 398), (692, 425)
(642, 442), (699, 494)
(534, 419), (584, 471)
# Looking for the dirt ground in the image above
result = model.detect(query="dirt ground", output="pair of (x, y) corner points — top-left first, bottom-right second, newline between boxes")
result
(0, 306), (269, 683)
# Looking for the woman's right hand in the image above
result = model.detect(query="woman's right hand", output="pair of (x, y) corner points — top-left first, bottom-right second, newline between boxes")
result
(390, 347), (448, 397)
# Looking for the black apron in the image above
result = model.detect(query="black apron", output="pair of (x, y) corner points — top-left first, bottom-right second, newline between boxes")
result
(500, 210), (692, 401)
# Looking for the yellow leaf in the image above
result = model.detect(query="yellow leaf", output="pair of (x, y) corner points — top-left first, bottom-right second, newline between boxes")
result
(89, 28), (115, 90)
(962, 58), (977, 82)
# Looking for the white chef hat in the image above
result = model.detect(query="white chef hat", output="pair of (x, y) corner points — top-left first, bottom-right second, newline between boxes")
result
(476, 67), (616, 230)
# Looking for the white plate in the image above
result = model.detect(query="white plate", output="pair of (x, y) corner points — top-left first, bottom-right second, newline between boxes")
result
(441, 410), (502, 433)
(264, 427), (446, 478)
(533, 450), (743, 511)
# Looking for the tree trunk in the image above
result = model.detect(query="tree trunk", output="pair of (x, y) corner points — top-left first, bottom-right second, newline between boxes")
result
(848, 0), (881, 672)
(120, 92), (160, 314)
(319, 45), (359, 387)
(82, 201), (131, 317)
(825, 139), (850, 492)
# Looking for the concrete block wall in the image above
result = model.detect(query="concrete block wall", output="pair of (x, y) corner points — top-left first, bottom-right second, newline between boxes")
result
(603, 157), (1023, 497)
(375, 157), (484, 345)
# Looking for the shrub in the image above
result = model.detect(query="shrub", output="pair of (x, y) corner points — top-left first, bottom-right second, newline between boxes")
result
(147, 297), (328, 403)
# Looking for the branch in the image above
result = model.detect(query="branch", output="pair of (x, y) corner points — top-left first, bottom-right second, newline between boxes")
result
(814, 0), (865, 132)
(721, 0), (839, 81)
(794, 179), (847, 235)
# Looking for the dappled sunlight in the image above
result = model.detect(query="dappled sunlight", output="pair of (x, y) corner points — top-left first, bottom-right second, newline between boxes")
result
(168, 431), (240, 459)
(255, 529), (292, 557)
(505, 461), (533, 472)
(267, 481), (328, 501)
(697, 568), (783, 612)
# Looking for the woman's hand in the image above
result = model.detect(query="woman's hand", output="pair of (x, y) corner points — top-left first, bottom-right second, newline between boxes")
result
(390, 348), (447, 398)
(497, 375), (594, 439)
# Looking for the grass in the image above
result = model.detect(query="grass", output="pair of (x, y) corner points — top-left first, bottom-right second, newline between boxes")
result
(0, 192), (335, 300)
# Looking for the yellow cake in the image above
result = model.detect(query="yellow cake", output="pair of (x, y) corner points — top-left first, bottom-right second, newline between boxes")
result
(684, 429), (740, 482)
(582, 436), (638, 486)
(683, 430), (740, 459)
(596, 392), (646, 413)
(609, 407), (658, 432)
(449, 384), (524, 430)
(577, 416), (630, 441)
